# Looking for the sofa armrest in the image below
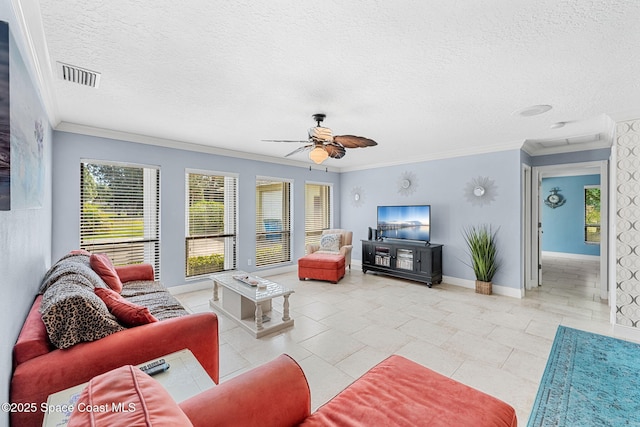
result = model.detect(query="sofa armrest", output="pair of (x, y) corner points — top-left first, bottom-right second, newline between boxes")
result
(11, 312), (218, 427)
(305, 244), (320, 255)
(180, 354), (311, 427)
(115, 263), (154, 283)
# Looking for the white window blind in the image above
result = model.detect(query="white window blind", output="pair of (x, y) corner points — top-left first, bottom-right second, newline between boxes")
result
(305, 183), (331, 249)
(185, 171), (237, 277)
(80, 161), (160, 279)
(256, 178), (291, 267)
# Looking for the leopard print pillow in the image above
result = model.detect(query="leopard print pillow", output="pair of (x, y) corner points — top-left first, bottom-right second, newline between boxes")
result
(40, 282), (124, 349)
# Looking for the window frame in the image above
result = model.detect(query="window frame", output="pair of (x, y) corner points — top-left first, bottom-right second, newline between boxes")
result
(304, 181), (333, 249)
(185, 169), (239, 278)
(255, 176), (292, 267)
(584, 184), (601, 245)
(80, 159), (161, 279)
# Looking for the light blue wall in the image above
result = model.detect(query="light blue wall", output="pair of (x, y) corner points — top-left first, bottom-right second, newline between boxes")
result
(0, 7), (53, 425)
(341, 149), (523, 290)
(52, 131), (341, 287)
(541, 175), (601, 256)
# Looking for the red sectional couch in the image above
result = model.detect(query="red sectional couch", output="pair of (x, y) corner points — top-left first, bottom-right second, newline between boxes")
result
(66, 353), (517, 426)
(10, 254), (219, 427)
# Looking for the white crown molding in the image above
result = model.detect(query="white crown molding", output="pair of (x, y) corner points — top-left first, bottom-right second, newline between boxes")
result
(339, 140), (525, 173)
(55, 122), (342, 172)
(11, 0), (60, 127)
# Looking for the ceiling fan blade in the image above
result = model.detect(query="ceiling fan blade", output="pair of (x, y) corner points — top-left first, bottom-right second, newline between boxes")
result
(262, 139), (308, 143)
(284, 145), (312, 157)
(333, 135), (378, 148)
(325, 142), (346, 159)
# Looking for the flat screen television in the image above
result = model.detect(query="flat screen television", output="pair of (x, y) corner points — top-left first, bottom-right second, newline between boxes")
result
(377, 205), (431, 243)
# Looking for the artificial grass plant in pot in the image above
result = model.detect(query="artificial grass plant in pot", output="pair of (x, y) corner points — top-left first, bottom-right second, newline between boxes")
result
(462, 224), (500, 295)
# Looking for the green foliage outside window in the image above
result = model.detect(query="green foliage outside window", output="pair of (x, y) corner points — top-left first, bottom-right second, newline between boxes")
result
(585, 187), (601, 243)
(187, 253), (224, 276)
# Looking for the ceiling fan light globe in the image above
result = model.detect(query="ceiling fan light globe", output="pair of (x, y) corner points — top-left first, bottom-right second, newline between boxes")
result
(309, 147), (329, 164)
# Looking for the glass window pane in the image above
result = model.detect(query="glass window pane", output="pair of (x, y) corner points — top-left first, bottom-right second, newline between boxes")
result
(186, 172), (237, 277)
(80, 162), (160, 279)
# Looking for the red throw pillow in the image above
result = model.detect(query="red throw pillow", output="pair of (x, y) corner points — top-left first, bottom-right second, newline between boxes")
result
(68, 365), (193, 427)
(94, 287), (158, 327)
(69, 249), (91, 256)
(90, 253), (123, 293)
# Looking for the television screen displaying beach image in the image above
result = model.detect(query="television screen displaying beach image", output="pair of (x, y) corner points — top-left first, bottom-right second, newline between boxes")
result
(377, 205), (431, 242)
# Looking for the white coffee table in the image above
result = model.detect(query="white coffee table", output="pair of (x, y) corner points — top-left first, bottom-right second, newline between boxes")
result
(42, 349), (215, 426)
(209, 270), (294, 338)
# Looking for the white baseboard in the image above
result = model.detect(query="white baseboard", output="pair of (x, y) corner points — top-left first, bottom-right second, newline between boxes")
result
(253, 264), (298, 277)
(167, 280), (212, 295)
(443, 276), (524, 298)
(542, 251), (600, 261)
(168, 264), (298, 295)
(613, 323), (640, 344)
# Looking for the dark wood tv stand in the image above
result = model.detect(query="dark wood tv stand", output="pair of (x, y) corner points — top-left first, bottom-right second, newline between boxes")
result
(361, 239), (443, 287)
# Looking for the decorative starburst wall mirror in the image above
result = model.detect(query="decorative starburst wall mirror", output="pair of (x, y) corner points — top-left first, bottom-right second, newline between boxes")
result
(350, 186), (365, 207)
(397, 171), (417, 196)
(464, 176), (497, 207)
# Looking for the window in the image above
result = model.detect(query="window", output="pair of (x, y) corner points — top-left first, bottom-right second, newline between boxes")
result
(80, 161), (160, 279)
(584, 185), (601, 244)
(305, 183), (332, 248)
(256, 178), (291, 266)
(185, 171), (238, 277)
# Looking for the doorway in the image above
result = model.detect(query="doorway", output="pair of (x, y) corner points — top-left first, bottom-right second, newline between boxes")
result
(523, 161), (609, 301)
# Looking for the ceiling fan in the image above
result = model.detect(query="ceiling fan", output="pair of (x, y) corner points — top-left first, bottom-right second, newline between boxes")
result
(263, 113), (378, 164)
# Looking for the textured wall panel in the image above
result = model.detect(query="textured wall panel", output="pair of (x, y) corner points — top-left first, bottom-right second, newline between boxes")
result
(616, 119), (640, 327)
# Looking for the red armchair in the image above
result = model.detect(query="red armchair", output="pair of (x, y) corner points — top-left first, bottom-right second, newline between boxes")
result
(67, 354), (517, 427)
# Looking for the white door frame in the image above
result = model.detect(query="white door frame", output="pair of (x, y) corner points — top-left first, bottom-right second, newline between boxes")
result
(523, 160), (609, 300)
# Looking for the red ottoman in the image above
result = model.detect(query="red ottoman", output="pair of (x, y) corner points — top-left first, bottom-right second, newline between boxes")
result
(298, 252), (345, 284)
(302, 355), (518, 426)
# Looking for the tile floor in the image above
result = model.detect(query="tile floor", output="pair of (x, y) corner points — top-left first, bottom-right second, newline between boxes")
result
(175, 254), (611, 424)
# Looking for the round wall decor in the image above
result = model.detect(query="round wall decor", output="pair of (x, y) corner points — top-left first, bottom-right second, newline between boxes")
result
(464, 176), (497, 207)
(350, 186), (365, 207)
(397, 171), (417, 196)
(544, 187), (566, 208)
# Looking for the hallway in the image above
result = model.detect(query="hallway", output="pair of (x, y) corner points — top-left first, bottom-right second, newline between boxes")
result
(527, 254), (608, 321)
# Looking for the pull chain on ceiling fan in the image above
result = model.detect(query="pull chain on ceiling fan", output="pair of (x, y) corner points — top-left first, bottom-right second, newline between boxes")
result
(262, 113), (378, 164)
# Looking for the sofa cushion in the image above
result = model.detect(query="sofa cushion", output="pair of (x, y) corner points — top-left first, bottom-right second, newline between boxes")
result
(40, 283), (125, 349)
(90, 253), (123, 293)
(119, 280), (189, 321)
(319, 233), (341, 252)
(68, 365), (193, 427)
(13, 295), (52, 366)
(95, 287), (158, 327)
(298, 252), (345, 269)
(115, 263), (155, 283)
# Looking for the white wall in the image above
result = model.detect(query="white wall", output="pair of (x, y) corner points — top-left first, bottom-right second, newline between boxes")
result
(0, 2), (52, 424)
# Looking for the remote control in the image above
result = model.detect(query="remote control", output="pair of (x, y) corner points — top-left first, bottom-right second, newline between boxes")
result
(143, 362), (170, 376)
(139, 358), (165, 372)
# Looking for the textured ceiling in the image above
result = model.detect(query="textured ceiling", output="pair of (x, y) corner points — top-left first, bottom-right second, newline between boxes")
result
(16, 0), (640, 170)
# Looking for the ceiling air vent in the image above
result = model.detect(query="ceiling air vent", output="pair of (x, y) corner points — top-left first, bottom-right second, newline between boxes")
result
(56, 61), (101, 88)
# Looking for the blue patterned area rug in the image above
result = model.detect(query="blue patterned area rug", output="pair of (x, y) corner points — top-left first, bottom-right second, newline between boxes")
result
(527, 326), (640, 426)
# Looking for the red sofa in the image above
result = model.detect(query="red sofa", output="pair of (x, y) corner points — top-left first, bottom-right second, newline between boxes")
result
(10, 260), (219, 427)
(69, 353), (518, 426)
